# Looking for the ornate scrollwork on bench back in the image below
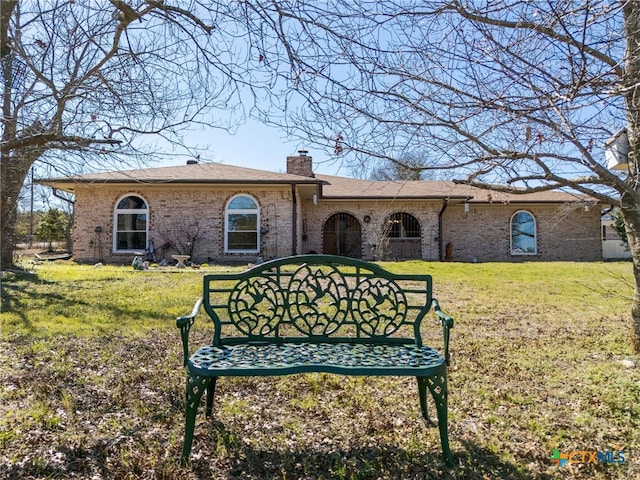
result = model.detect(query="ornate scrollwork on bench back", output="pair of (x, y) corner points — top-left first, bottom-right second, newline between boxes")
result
(287, 263), (350, 336)
(228, 275), (286, 337)
(204, 255), (432, 344)
(351, 276), (407, 337)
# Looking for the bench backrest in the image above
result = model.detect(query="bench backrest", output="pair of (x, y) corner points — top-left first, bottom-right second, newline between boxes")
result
(203, 255), (433, 347)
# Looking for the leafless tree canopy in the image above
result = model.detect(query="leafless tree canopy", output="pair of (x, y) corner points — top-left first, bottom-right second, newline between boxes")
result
(1, 1), (279, 171)
(227, 1), (640, 351)
(4, 1), (632, 225)
(0, 0), (274, 266)
(233, 1), (632, 202)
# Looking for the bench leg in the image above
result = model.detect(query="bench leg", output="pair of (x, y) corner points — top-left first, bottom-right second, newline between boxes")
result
(416, 376), (432, 424)
(205, 377), (218, 417)
(419, 373), (453, 467)
(181, 373), (212, 466)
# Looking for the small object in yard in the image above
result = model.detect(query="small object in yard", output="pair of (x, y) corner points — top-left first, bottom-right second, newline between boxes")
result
(94, 263), (103, 268)
(620, 359), (635, 368)
(34, 252), (72, 262)
(444, 242), (453, 261)
(191, 264), (200, 269)
(132, 256), (143, 270)
(172, 254), (190, 268)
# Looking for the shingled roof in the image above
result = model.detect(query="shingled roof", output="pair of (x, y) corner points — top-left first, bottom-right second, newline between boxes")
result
(316, 175), (588, 203)
(39, 162), (323, 192)
(40, 162), (590, 204)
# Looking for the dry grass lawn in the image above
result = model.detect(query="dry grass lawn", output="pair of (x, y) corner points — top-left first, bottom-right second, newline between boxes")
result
(0, 260), (638, 479)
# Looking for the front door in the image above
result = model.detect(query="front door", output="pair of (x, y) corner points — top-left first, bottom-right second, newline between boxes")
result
(322, 213), (362, 258)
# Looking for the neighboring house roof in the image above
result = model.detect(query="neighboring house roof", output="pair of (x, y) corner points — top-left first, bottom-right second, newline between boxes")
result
(40, 161), (592, 204)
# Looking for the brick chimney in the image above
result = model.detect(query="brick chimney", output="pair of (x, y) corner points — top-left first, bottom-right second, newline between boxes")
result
(286, 150), (314, 177)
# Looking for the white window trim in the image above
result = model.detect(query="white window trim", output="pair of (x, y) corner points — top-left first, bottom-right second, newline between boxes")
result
(113, 194), (149, 253)
(510, 210), (537, 256)
(224, 194), (260, 254)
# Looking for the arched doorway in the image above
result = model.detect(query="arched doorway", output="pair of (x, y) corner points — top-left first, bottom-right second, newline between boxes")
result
(322, 213), (362, 258)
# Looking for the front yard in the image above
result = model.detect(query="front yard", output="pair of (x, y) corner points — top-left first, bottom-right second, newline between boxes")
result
(1, 260), (638, 479)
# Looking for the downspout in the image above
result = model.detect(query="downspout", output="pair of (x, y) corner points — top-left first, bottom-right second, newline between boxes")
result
(438, 199), (448, 261)
(291, 184), (298, 255)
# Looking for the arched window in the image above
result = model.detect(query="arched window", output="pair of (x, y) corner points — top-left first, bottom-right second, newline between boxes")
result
(510, 211), (537, 255)
(225, 194), (260, 253)
(387, 212), (421, 238)
(384, 212), (422, 260)
(114, 194), (148, 252)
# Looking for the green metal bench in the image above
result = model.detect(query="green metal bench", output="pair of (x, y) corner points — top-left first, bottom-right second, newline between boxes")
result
(176, 254), (454, 466)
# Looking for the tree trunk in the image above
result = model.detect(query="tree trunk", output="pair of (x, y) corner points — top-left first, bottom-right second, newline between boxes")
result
(633, 294), (640, 354)
(622, 0), (640, 354)
(0, 155), (31, 268)
(620, 194), (640, 354)
(1, 1), (20, 269)
(0, 192), (19, 268)
(64, 216), (73, 253)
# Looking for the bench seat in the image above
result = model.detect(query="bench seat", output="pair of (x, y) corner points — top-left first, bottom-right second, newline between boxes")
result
(177, 255), (454, 467)
(188, 342), (445, 376)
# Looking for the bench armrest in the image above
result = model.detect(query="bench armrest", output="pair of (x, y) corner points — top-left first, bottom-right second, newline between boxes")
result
(176, 297), (204, 367)
(432, 298), (454, 366)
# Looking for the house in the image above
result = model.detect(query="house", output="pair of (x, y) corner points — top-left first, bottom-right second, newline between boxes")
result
(39, 152), (603, 264)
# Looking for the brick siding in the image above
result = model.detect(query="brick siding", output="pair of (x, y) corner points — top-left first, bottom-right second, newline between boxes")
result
(72, 185), (294, 264)
(441, 202), (602, 262)
(71, 185), (601, 264)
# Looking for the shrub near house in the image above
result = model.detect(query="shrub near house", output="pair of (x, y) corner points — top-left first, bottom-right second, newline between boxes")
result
(35, 208), (69, 252)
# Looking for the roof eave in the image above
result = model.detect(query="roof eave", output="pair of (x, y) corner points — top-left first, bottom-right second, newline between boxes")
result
(321, 195), (469, 200)
(37, 178), (325, 188)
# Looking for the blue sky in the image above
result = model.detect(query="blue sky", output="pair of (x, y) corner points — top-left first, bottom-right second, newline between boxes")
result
(168, 119), (349, 177)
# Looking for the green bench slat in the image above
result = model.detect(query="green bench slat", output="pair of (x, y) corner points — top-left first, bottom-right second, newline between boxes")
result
(188, 342), (445, 376)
